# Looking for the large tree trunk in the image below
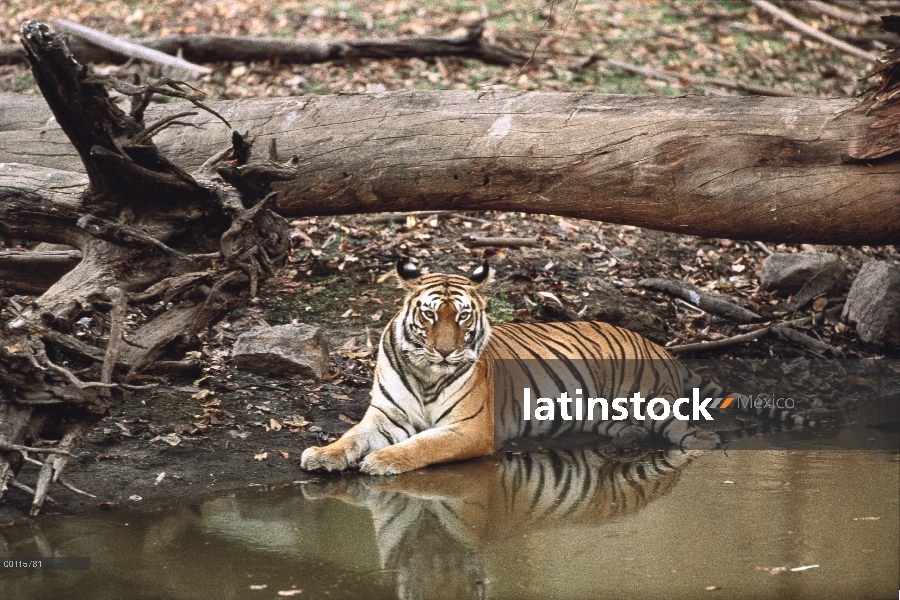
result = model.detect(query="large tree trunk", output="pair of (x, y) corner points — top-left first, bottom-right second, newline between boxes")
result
(2, 91), (898, 245)
(0, 22), (290, 515)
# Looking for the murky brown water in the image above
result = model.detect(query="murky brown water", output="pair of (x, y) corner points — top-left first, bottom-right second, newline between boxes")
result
(1, 441), (897, 600)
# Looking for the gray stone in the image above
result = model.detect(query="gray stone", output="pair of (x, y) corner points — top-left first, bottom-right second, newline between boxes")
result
(759, 252), (846, 296)
(842, 261), (900, 348)
(232, 324), (331, 379)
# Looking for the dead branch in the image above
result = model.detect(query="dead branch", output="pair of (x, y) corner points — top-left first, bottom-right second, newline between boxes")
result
(448, 213), (494, 226)
(668, 308), (844, 354)
(0, 23), (529, 67)
(362, 211), (441, 224)
(600, 58), (795, 97)
(799, 1), (880, 26)
(464, 236), (540, 248)
(668, 326), (772, 353)
(639, 278), (761, 323)
(755, 242), (775, 256)
(751, 0), (879, 62)
(56, 476), (96, 498)
(53, 19), (212, 77)
(0, 443), (74, 457)
(770, 323), (843, 356)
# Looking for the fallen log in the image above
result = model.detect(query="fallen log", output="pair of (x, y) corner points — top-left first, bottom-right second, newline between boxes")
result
(638, 278), (762, 324)
(2, 91), (898, 245)
(0, 23), (529, 67)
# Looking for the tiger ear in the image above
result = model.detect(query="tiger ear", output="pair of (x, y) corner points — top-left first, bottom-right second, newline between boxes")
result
(467, 260), (492, 288)
(397, 258), (422, 289)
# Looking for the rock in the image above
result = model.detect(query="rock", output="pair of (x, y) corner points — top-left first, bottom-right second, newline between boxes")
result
(759, 252), (846, 296)
(232, 324), (331, 379)
(842, 261), (900, 348)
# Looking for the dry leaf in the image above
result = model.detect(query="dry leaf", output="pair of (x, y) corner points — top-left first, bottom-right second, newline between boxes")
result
(203, 397), (221, 407)
(160, 434), (181, 446)
(191, 389), (211, 400)
(154, 472), (166, 485)
(338, 414), (356, 423)
(812, 296), (828, 312)
(254, 452), (268, 461)
(3, 344), (22, 354)
(279, 451), (290, 459)
(283, 416), (310, 430)
(269, 418), (282, 431)
(371, 311), (383, 321)
(338, 338), (359, 351)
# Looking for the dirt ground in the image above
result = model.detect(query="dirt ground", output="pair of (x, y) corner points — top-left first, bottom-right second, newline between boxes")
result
(1, 0), (899, 520)
(1, 211), (896, 521)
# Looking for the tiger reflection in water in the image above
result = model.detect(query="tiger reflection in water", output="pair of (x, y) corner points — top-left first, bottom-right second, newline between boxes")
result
(303, 447), (700, 600)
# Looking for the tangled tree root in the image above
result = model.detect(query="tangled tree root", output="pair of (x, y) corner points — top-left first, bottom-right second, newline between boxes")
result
(0, 21), (291, 514)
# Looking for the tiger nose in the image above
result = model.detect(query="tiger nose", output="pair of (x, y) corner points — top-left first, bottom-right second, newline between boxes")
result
(436, 348), (452, 357)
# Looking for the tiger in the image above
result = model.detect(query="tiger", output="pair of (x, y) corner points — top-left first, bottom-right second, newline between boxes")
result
(301, 259), (735, 476)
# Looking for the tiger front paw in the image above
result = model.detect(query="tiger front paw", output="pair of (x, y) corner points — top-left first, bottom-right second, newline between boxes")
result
(301, 445), (350, 472)
(358, 449), (418, 476)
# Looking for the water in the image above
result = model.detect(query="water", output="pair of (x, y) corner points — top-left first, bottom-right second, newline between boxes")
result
(1, 443), (897, 600)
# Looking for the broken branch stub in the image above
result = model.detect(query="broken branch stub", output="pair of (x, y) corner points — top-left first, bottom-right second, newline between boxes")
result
(0, 21), (290, 515)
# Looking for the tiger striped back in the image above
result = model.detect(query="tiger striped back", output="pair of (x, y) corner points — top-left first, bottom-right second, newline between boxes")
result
(485, 321), (722, 450)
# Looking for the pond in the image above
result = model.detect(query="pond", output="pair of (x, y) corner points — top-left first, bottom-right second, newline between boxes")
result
(1, 419), (898, 600)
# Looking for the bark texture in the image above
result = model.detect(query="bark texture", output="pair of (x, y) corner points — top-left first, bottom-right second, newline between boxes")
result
(0, 22), (290, 515)
(2, 91), (898, 245)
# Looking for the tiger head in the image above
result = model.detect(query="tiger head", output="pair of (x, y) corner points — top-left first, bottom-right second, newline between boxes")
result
(393, 258), (493, 373)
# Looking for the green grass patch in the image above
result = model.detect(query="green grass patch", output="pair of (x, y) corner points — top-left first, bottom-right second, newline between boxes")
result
(488, 284), (516, 325)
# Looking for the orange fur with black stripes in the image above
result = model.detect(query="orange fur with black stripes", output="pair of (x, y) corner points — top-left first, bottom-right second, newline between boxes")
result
(301, 260), (720, 475)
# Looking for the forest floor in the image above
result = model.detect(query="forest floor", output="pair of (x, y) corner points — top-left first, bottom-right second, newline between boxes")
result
(0, 0), (898, 520)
